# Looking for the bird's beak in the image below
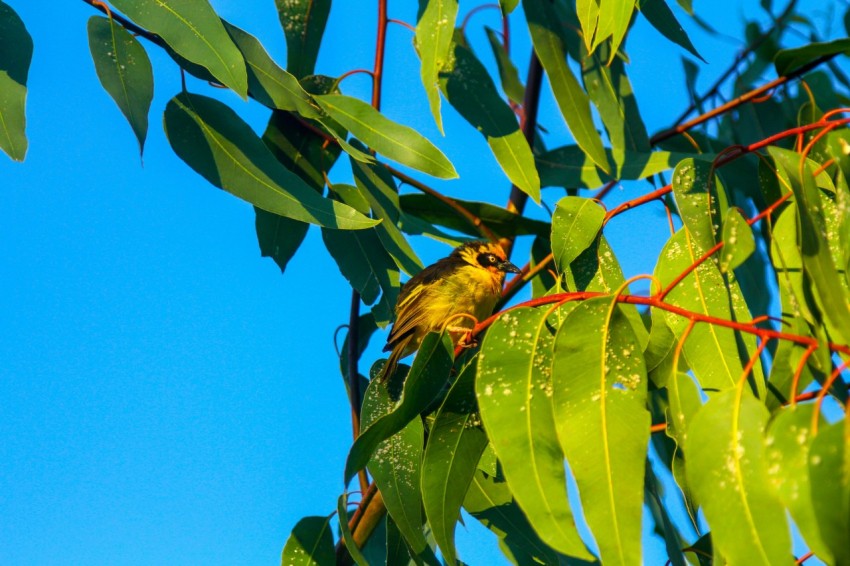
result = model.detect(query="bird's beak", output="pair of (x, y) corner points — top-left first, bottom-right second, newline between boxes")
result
(497, 260), (522, 274)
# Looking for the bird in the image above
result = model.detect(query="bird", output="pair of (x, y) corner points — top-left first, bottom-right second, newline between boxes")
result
(377, 240), (521, 382)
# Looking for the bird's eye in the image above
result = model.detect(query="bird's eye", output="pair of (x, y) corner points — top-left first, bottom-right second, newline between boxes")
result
(487, 254), (497, 264)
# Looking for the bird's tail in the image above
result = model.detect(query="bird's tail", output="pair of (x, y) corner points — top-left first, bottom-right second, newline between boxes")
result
(377, 345), (403, 383)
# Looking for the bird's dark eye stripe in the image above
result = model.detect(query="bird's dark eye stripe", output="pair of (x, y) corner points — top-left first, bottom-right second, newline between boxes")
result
(477, 253), (498, 266)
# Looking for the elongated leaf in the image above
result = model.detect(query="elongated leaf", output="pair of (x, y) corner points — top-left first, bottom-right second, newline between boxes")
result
(345, 333), (454, 483)
(314, 94), (457, 179)
(476, 307), (592, 560)
(537, 145), (696, 188)
(719, 208), (755, 272)
(551, 196), (605, 273)
(337, 493), (369, 566)
(485, 27), (525, 106)
(770, 146), (850, 345)
(87, 16), (153, 155)
(421, 359), (488, 566)
(360, 378), (429, 557)
(552, 297), (650, 566)
(275, 0), (331, 78)
(281, 515), (334, 566)
(0, 0), (32, 161)
(654, 229), (746, 392)
(400, 194), (549, 238)
(765, 405), (834, 564)
(686, 389), (792, 565)
(808, 419), (850, 565)
(223, 22), (322, 119)
(416, 0), (458, 133)
(351, 153), (423, 275)
(440, 34), (540, 201)
(577, 0), (600, 51)
(593, 0), (635, 62)
(109, 0), (247, 97)
(524, 0), (610, 174)
(671, 157), (726, 254)
(774, 37), (850, 76)
(638, 0), (704, 61)
(163, 93), (378, 230)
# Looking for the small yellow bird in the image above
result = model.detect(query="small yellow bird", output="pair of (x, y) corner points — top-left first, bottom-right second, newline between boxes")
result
(378, 240), (521, 381)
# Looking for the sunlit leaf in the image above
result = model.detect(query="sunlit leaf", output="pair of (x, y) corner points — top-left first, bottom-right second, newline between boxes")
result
(808, 419), (850, 565)
(593, 0), (636, 62)
(281, 515), (334, 566)
(0, 0), (32, 161)
(87, 16), (153, 156)
(314, 94), (457, 179)
(686, 389), (792, 565)
(163, 93), (378, 230)
(719, 208), (755, 273)
(415, 0), (458, 133)
(275, 0), (331, 78)
(476, 306), (593, 560)
(109, 0), (248, 96)
(551, 196), (605, 274)
(671, 157), (727, 253)
(552, 297), (650, 566)
(577, 0), (600, 51)
(485, 27), (525, 106)
(524, 0), (610, 174)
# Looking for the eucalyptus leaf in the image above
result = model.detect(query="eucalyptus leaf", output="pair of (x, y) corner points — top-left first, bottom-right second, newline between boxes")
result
(275, 0), (331, 78)
(281, 515), (335, 566)
(415, 0), (458, 133)
(0, 0), (32, 161)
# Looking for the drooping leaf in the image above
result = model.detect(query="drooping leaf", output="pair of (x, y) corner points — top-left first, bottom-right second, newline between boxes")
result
(360, 377), (430, 558)
(484, 27), (525, 106)
(577, 0), (601, 51)
(281, 515), (335, 566)
(552, 297), (650, 566)
(719, 207), (755, 273)
(671, 157), (727, 254)
(808, 419), (850, 565)
(439, 34), (540, 201)
(344, 333), (454, 484)
(551, 196), (605, 274)
(638, 0), (704, 61)
(686, 389), (792, 565)
(415, 0), (458, 133)
(163, 93), (378, 230)
(421, 358), (488, 566)
(476, 306), (593, 560)
(109, 0), (248, 97)
(0, 0), (33, 161)
(400, 194), (550, 238)
(87, 16), (153, 156)
(337, 493), (369, 566)
(275, 0), (331, 78)
(773, 37), (850, 76)
(524, 0), (610, 174)
(593, 0), (636, 62)
(314, 94), (457, 179)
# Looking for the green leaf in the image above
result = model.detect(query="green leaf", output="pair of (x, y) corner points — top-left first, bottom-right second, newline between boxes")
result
(686, 389), (792, 565)
(537, 146), (696, 189)
(344, 333), (454, 484)
(524, 0), (610, 174)
(808, 419), (850, 565)
(163, 92), (378, 230)
(582, 42), (651, 152)
(638, 0), (704, 62)
(463, 471), (568, 565)
(275, 0), (331, 78)
(719, 208), (755, 273)
(281, 515), (334, 566)
(109, 0), (248, 97)
(421, 359), (488, 566)
(476, 306), (593, 560)
(593, 0), (636, 62)
(360, 377), (429, 557)
(400, 194), (550, 239)
(770, 146), (850, 345)
(439, 34), (540, 202)
(314, 94), (457, 179)
(765, 405), (834, 564)
(222, 22), (322, 119)
(552, 297), (650, 566)
(484, 27), (525, 106)
(351, 154), (423, 275)
(337, 493), (369, 566)
(577, 0), (600, 51)
(671, 157), (726, 254)
(654, 229), (746, 392)
(551, 196), (605, 274)
(87, 16), (153, 156)
(774, 38), (850, 76)
(499, 0), (520, 14)
(0, 0), (32, 161)
(415, 0), (458, 133)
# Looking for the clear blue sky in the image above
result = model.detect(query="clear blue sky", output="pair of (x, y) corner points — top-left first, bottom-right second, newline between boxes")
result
(0, 0), (839, 564)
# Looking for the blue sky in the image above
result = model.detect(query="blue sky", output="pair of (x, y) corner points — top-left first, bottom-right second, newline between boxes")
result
(0, 0), (841, 564)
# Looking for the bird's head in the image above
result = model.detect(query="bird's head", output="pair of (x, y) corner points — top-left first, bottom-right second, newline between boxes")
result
(452, 241), (522, 278)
